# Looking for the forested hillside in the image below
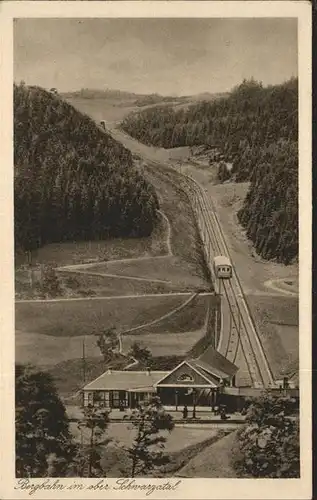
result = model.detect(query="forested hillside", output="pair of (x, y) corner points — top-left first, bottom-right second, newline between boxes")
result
(237, 140), (298, 264)
(14, 84), (159, 255)
(121, 79), (298, 264)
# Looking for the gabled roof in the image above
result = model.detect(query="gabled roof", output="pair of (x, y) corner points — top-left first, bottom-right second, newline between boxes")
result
(197, 345), (238, 378)
(190, 359), (228, 380)
(83, 371), (168, 391)
(154, 360), (219, 388)
(186, 360), (220, 386)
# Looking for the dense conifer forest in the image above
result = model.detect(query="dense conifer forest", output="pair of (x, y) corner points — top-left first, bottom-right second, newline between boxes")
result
(14, 84), (159, 255)
(122, 79), (298, 264)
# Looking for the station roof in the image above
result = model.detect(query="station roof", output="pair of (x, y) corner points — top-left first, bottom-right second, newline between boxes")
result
(83, 370), (168, 392)
(83, 347), (238, 393)
(197, 345), (238, 378)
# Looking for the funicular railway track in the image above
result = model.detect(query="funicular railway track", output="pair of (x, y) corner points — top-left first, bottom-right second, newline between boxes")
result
(178, 174), (275, 388)
(102, 125), (275, 388)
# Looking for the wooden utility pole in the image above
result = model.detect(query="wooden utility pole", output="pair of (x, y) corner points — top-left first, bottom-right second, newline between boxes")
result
(82, 337), (86, 384)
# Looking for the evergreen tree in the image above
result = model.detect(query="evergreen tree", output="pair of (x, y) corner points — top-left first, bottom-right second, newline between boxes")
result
(121, 78), (298, 263)
(15, 363), (76, 477)
(95, 328), (119, 362)
(126, 396), (174, 477)
(76, 406), (110, 477)
(128, 342), (153, 368)
(14, 84), (159, 255)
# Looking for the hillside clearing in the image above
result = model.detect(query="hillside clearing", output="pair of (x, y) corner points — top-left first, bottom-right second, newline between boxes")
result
(15, 211), (168, 269)
(176, 429), (239, 477)
(84, 255), (209, 290)
(15, 295), (187, 337)
(246, 294), (299, 379)
(46, 356), (128, 398)
(142, 293), (212, 334)
(16, 330), (102, 367)
(121, 329), (206, 357)
(70, 422), (218, 453)
(142, 164), (210, 285)
(63, 96), (136, 124)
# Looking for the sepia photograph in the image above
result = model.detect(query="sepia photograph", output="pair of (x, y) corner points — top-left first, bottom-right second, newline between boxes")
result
(0, 1), (312, 498)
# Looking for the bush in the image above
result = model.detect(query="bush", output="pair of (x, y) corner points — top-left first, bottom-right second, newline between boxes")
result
(233, 393), (299, 478)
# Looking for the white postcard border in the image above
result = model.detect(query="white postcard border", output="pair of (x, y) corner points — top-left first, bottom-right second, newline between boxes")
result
(0, 2), (312, 499)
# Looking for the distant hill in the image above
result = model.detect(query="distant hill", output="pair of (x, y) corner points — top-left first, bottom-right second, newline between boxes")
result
(61, 88), (142, 101)
(190, 91), (230, 101)
(121, 78), (298, 264)
(61, 88), (227, 108)
(14, 84), (159, 255)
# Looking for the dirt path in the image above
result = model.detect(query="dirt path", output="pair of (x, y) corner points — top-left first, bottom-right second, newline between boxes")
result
(57, 268), (171, 285)
(16, 291), (214, 304)
(15, 291), (204, 304)
(157, 209), (173, 255)
(264, 278), (298, 296)
(50, 208), (173, 286)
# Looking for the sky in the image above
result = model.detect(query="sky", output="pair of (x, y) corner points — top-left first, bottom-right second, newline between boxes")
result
(14, 18), (297, 96)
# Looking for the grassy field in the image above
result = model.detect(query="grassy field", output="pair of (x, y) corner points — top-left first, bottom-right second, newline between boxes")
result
(143, 165), (210, 285)
(144, 294), (212, 335)
(56, 269), (180, 298)
(16, 293), (211, 372)
(15, 214), (167, 270)
(87, 255), (209, 290)
(63, 96), (137, 124)
(16, 330), (103, 367)
(246, 294), (299, 379)
(121, 329), (206, 357)
(176, 429), (239, 477)
(16, 268), (178, 300)
(100, 428), (228, 477)
(70, 421), (218, 452)
(45, 356), (128, 398)
(15, 295), (189, 337)
(68, 421), (223, 477)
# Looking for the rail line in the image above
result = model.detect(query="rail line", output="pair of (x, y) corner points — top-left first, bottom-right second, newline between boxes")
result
(102, 125), (275, 388)
(179, 174), (275, 388)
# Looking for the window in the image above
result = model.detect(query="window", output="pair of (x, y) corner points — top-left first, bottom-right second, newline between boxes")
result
(93, 391), (108, 407)
(177, 373), (194, 382)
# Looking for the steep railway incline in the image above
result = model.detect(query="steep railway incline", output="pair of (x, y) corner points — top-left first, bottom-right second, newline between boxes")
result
(179, 175), (275, 389)
(101, 125), (275, 389)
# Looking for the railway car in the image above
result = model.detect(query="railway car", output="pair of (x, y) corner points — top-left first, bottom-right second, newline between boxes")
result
(214, 255), (232, 279)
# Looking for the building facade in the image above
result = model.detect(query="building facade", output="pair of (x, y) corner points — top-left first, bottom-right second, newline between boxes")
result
(82, 346), (239, 411)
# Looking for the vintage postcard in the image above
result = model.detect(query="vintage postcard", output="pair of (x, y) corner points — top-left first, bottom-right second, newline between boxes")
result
(0, 1), (312, 499)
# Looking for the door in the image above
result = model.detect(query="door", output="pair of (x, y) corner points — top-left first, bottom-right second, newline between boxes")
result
(111, 390), (127, 408)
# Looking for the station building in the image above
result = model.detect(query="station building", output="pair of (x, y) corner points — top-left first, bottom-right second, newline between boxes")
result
(82, 345), (238, 410)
